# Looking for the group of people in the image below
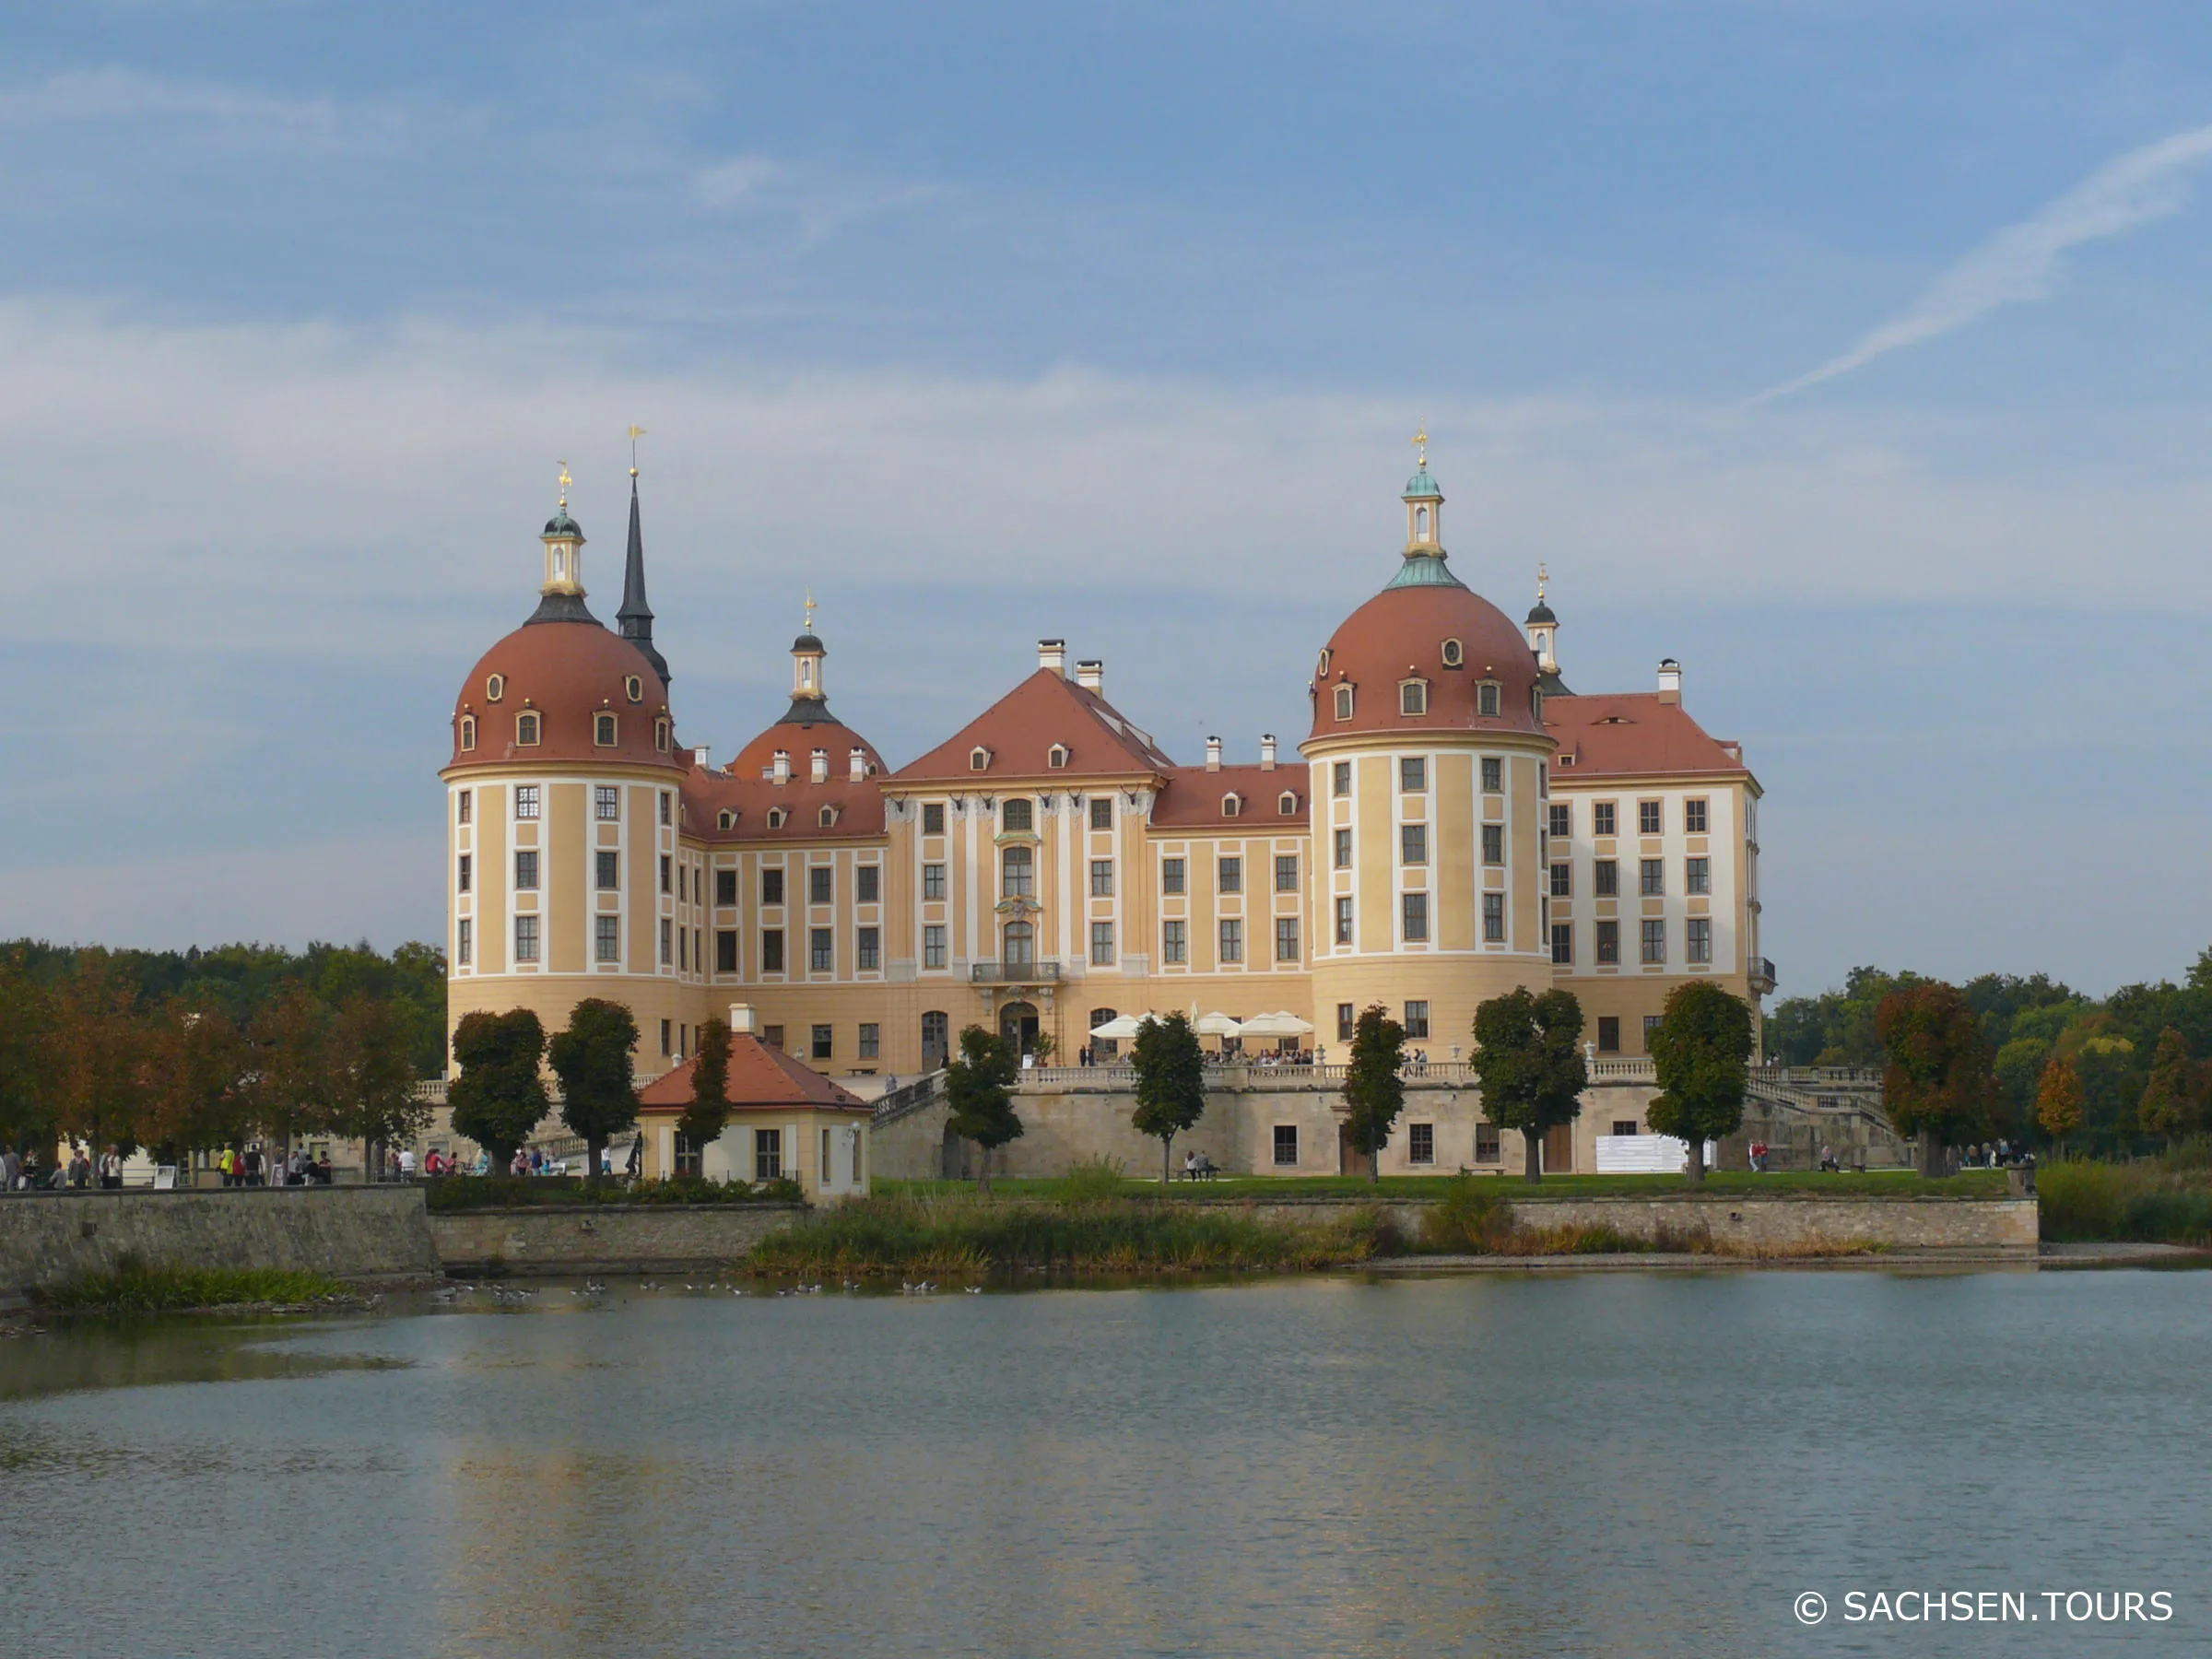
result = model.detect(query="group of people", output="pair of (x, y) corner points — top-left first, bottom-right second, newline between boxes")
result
(1959, 1140), (2032, 1170)
(215, 1146), (335, 1185)
(2, 1145), (124, 1191)
(1179, 1148), (1222, 1181)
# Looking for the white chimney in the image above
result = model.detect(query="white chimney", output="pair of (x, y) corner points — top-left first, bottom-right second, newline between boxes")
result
(1206, 735), (1223, 771)
(727, 1003), (758, 1035)
(810, 748), (830, 783)
(1038, 638), (1067, 676)
(692, 745), (712, 771)
(771, 749), (791, 784)
(1076, 659), (1103, 693)
(1657, 658), (1682, 705)
(1259, 733), (1277, 771)
(849, 747), (867, 782)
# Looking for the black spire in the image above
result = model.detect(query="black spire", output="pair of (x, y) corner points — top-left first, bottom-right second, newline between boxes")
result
(616, 471), (671, 683)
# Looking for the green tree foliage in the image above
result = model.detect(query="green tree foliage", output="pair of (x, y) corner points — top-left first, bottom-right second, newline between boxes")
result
(679, 1018), (733, 1171)
(1877, 982), (2000, 1175)
(448, 1008), (548, 1167)
(1645, 982), (1756, 1183)
(2136, 1028), (2204, 1142)
(0, 952), (58, 1155)
(1130, 1012), (1207, 1185)
(1470, 986), (1588, 1184)
(945, 1024), (1023, 1191)
(1341, 1005), (1406, 1183)
(547, 999), (641, 1184)
(2035, 1055), (2085, 1140)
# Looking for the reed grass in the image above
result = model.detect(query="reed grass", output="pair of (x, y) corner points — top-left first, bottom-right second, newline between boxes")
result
(2039, 1155), (2212, 1245)
(1414, 1174), (1880, 1259)
(33, 1261), (348, 1312)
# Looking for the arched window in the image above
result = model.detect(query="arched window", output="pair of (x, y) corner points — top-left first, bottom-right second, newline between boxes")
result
(1088, 1007), (1120, 1059)
(1416, 504), (1430, 537)
(1441, 639), (1464, 668)
(1278, 791), (1298, 815)
(767, 808), (787, 830)
(487, 674), (505, 702)
(921, 1010), (950, 1067)
(458, 716), (477, 751)
(1334, 684), (1355, 721)
(594, 712), (617, 746)
(818, 805), (838, 828)
(1003, 920), (1035, 967)
(516, 712), (540, 746)
(970, 747), (991, 771)
(1222, 794), (1241, 818)
(1002, 844), (1034, 898)
(1048, 744), (1069, 769)
(1400, 680), (1429, 716)
(1477, 681), (1501, 719)
(718, 809), (736, 830)
(654, 718), (672, 752)
(1002, 797), (1034, 833)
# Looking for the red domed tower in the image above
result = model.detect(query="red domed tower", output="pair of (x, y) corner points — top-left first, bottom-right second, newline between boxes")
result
(1300, 433), (1558, 1059)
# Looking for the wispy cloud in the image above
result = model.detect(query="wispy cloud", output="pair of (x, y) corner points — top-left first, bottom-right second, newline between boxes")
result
(688, 150), (945, 241)
(1762, 123), (2212, 400)
(0, 65), (406, 153)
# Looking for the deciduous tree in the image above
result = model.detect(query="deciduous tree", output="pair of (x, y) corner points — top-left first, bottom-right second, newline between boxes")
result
(679, 1018), (733, 1176)
(1342, 1005), (1406, 1184)
(1645, 982), (1756, 1183)
(1130, 1012), (1206, 1185)
(1877, 982), (2000, 1176)
(547, 999), (641, 1185)
(0, 955), (58, 1158)
(2034, 1055), (2084, 1141)
(448, 1008), (548, 1169)
(2136, 1028), (2203, 1142)
(326, 994), (430, 1165)
(945, 1024), (1022, 1192)
(1471, 987), (1588, 1183)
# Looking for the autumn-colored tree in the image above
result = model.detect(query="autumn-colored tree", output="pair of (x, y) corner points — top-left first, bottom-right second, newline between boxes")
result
(142, 996), (256, 1160)
(1877, 982), (2001, 1176)
(2136, 1028), (2203, 1142)
(52, 959), (157, 1160)
(2034, 1055), (2084, 1141)
(326, 994), (430, 1162)
(249, 985), (337, 1147)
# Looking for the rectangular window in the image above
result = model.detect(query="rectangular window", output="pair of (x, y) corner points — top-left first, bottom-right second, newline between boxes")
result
(1404, 1000), (1430, 1039)
(1090, 797), (1112, 830)
(1594, 859), (1618, 897)
(1274, 1124), (1299, 1167)
(1161, 920), (1187, 964)
(1477, 683), (1500, 718)
(810, 866), (833, 905)
(592, 915), (618, 963)
(514, 915), (539, 963)
(661, 1018), (672, 1056)
(1218, 919), (1243, 963)
(857, 926), (881, 971)
(659, 854), (672, 895)
(1688, 917), (1712, 964)
(1475, 1124), (1500, 1163)
(1275, 853), (1299, 892)
(716, 929), (737, 972)
(811, 927), (834, 971)
(1400, 823), (1428, 865)
(715, 868), (737, 906)
(1482, 892), (1505, 942)
(762, 868), (784, 905)
(1598, 1016), (1620, 1053)
(1596, 920), (1620, 964)
(1594, 801), (1617, 837)
(678, 865), (688, 903)
(1686, 857), (1710, 896)
(1548, 803), (1571, 838)
(514, 850), (538, 890)
(1001, 797), (1034, 833)
(761, 929), (785, 972)
(1398, 757), (1426, 793)
(859, 1022), (880, 1059)
(1643, 1014), (1663, 1048)
(1549, 862), (1571, 899)
(1481, 757), (1502, 793)
(1614, 1120), (1641, 1136)
(922, 863), (946, 900)
(594, 784), (619, 821)
(1639, 799), (1663, 835)
(1332, 760), (1352, 797)
(455, 918), (472, 966)
(761, 1024), (784, 1052)
(1090, 922), (1115, 966)
(1334, 829), (1352, 869)
(456, 853), (471, 893)
(1275, 916), (1300, 962)
(1400, 680), (1428, 715)
(924, 924), (947, 970)
(1482, 824), (1504, 865)
(1335, 897), (1354, 945)
(1402, 892), (1430, 943)
(1161, 857), (1186, 895)
(1090, 859), (1114, 897)
(1550, 922), (1572, 965)
(923, 802), (946, 834)
(1336, 1003), (1356, 1041)
(754, 1127), (782, 1181)
(1685, 798), (1709, 834)
(590, 850), (615, 891)
(812, 1024), (833, 1060)
(659, 918), (672, 965)
(1641, 920), (1667, 964)
(1641, 858), (1665, 896)
(514, 785), (539, 820)
(1218, 857), (1241, 894)
(457, 790), (472, 825)
(858, 865), (880, 904)
(1409, 1123), (1435, 1165)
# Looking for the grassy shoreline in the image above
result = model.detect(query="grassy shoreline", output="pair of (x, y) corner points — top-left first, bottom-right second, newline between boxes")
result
(30, 1262), (352, 1314)
(2039, 1152), (2212, 1246)
(877, 1170), (2011, 1202)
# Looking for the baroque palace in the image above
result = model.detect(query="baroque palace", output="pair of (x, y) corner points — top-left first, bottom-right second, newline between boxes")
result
(441, 442), (1775, 1175)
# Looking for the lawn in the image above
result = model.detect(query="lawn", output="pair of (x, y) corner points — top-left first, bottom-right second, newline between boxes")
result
(878, 1169), (2012, 1202)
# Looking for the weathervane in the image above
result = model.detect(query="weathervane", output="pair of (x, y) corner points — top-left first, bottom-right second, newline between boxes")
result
(1537, 561), (1548, 602)
(557, 459), (571, 509)
(805, 589), (817, 635)
(1413, 424), (1428, 466)
(628, 424), (647, 478)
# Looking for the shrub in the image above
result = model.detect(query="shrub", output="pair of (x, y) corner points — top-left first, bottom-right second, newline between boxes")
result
(1420, 1174), (1513, 1252)
(1057, 1154), (1129, 1206)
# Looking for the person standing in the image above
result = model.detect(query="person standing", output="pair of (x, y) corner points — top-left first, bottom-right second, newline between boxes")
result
(1, 1146), (19, 1193)
(398, 1147), (416, 1181)
(100, 1147), (124, 1189)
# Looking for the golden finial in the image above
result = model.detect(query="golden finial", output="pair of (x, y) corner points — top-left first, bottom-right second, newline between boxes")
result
(1537, 561), (1548, 601)
(557, 459), (571, 508)
(804, 589), (817, 636)
(1413, 424), (1429, 466)
(627, 424), (646, 478)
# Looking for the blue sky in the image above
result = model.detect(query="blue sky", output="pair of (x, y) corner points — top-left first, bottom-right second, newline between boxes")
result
(3, 1), (2209, 996)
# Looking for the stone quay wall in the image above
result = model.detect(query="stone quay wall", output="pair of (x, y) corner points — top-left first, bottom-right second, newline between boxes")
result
(0, 1186), (441, 1295)
(428, 1204), (806, 1276)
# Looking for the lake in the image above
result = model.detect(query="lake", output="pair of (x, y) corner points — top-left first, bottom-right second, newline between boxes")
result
(3, 1268), (2206, 1658)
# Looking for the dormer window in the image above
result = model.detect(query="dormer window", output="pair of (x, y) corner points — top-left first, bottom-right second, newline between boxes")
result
(458, 716), (477, 751)
(654, 718), (672, 752)
(970, 747), (991, 771)
(1278, 791), (1298, 815)
(625, 676), (642, 703)
(767, 808), (788, 830)
(594, 713), (617, 747)
(1441, 639), (1464, 668)
(1048, 744), (1069, 769)
(1477, 681), (1501, 719)
(818, 805), (839, 828)
(1399, 679), (1429, 716)
(1533, 688), (1546, 722)
(515, 712), (540, 746)
(1222, 794), (1242, 818)
(1334, 685), (1355, 721)
(718, 809), (736, 830)
(486, 674), (505, 702)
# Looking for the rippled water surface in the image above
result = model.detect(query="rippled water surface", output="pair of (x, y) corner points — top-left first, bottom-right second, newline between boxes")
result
(3, 1270), (2207, 1658)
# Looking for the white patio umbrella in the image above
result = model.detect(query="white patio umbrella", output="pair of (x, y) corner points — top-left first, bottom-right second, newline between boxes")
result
(1088, 1013), (1150, 1041)
(1237, 1010), (1314, 1038)
(1194, 1012), (1244, 1038)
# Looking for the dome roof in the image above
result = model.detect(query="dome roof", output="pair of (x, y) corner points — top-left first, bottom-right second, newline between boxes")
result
(1308, 570), (1547, 743)
(543, 509), (583, 538)
(1526, 599), (1557, 625)
(1402, 464), (1442, 499)
(687, 715), (888, 840)
(448, 619), (681, 771)
(791, 631), (825, 653)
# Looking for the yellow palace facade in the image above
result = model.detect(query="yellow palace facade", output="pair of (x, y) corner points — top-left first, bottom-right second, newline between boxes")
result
(441, 449), (1773, 1090)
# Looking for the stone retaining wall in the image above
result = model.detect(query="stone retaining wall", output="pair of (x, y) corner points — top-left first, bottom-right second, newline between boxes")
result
(0, 1187), (440, 1294)
(428, 1205), (806, 1275)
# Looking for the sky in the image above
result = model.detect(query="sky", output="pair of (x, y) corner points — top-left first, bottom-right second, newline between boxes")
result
(2, 0), (2210, 997)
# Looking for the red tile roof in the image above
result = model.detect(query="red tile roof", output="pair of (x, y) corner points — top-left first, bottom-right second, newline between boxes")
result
(637, 1032), (869, 1114)
(1544, 692), (1752, 782)
(1150, 765), (1309, 829)
(891, 668), (1174, 782)
(682, 717), (888, 841)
